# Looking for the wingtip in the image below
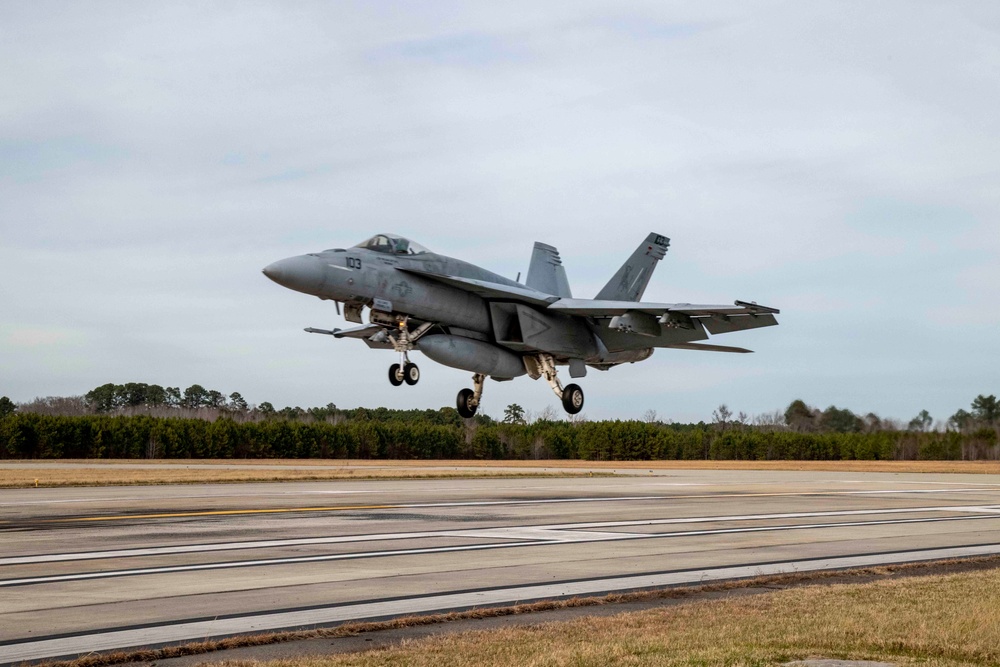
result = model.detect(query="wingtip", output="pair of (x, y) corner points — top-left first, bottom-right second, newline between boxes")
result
(734, 299), (780, 315)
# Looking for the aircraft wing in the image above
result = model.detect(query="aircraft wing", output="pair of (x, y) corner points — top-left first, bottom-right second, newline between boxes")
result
(547, 298), (779, 335)
(547, 298), (778, 317)
(396, 267), (558, 306)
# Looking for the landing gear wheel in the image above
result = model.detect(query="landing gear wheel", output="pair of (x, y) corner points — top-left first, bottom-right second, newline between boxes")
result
(456, 388), (478, 418)
(562, 383), (584, 414)
(403, 363), (420, 386)
(388, 363), (404, 387)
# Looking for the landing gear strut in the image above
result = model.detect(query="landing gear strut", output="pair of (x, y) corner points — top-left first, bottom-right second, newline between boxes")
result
(459, 355), (584, 417)
(385, 318), (431, 387)
(456, 373), (485, 419)
(528, 353), (585, 415)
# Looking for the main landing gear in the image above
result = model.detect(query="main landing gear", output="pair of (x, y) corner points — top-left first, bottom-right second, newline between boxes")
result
(531, 353), (584, 415)
(456, 373), (485, 418)
(385, 318), (430, 388)
(455, 354), (585, 419)
(561, 383), (585, 414)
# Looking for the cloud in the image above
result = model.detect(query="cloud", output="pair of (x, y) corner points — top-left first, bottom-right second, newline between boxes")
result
(2, 1), (998, 421)
(5, 327), (76, 348)
(371, 33), (528, 67)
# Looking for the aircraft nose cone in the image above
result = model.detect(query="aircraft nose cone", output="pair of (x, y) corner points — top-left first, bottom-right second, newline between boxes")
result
(261, 262), (280, 281)
(262, 255), (324, 294)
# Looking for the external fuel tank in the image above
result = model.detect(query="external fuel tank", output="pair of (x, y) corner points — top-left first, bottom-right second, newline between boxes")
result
(416, 335), (526, 379)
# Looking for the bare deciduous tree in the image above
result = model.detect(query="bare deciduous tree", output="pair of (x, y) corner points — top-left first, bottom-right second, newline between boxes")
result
(535, 405), (559, 422)
(17, 396), (90, 416)
(712, 404), (732, 430)
(753, 410), (786, 430)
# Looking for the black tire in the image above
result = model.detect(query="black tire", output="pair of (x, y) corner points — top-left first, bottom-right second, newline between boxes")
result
(562, 383), (584, 414)
(403, 363), (420, 386)
(388, 364), (403, 386)
(456, 388), (478, 418)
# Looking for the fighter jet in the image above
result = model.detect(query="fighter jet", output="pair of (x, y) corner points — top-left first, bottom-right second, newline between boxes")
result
(263, 233), (779, 416)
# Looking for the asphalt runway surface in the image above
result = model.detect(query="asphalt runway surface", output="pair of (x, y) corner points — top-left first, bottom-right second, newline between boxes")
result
(3, 466), (1000, 664)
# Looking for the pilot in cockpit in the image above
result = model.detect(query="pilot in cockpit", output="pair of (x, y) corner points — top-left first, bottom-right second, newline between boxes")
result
(355, 234), (428, 255)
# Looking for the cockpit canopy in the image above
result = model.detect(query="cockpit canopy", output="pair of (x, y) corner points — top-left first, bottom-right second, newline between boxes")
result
(353, 233), (430, 255)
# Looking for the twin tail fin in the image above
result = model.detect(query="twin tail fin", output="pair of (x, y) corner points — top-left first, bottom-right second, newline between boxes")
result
(595, 232), (669, 302)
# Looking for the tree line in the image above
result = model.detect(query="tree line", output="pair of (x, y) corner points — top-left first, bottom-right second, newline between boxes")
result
(3, 383), (476, 425)
(0, 413), (995, 461)
(1, 384), (997, 461)
(0, 396), (997, 461)
(781, 395), (1000, 434)
(3, 382), (997, 434)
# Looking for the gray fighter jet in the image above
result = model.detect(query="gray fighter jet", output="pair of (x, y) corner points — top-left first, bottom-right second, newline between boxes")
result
(263, 233), (779, 416)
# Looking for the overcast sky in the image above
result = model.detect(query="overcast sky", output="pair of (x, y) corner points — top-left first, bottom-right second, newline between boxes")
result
(2, 1), (998, 423)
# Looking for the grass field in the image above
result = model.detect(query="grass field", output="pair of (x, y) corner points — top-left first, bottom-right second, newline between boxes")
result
(199, 565), (1000, 667)
(2, 458), (999, 488)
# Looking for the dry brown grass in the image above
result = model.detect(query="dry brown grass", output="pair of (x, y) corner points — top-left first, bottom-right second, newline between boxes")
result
(0, 460), (599, 488)
(1, 458), (999, 488)
(32, 557), (1000, 667)
(210, 565), (1000, 667)
(472, 459), (1000, 474)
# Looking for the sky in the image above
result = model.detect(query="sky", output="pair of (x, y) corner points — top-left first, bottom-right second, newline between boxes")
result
(1, 1), (998, 424)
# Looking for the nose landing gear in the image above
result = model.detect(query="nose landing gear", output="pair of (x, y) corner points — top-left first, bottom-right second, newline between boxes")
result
(388, 362), (420, 386)
(388, 364), (404, 386)
(385, 318), (431, 387)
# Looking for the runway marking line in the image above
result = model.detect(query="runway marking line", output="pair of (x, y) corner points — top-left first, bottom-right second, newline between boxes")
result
(31, 487), (1000, 524)
(0, 505), (1000, 567)
(6, 513), (1000, 588)
(7, 504), (1000, 567)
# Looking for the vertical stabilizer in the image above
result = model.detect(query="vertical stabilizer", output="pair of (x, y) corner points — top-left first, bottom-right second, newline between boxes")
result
(525, 242), (573, 298)
(595, 233), (670, 301)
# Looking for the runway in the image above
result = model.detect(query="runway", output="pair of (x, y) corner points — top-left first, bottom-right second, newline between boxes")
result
(3, 467), (1000, 664)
